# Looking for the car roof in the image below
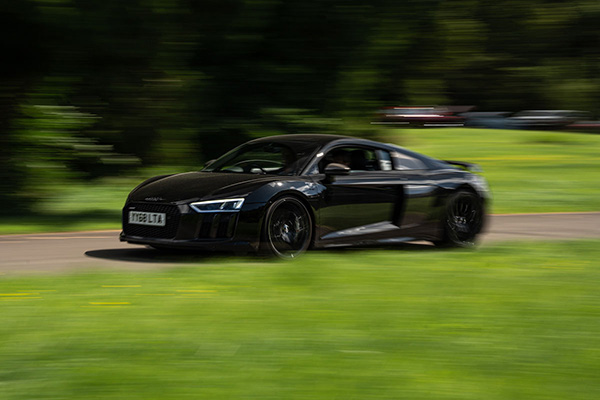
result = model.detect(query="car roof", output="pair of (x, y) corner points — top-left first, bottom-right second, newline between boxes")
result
(246, 133), (459, 172)
(248, 133), (447, 168)
(248, 134), (352, 147)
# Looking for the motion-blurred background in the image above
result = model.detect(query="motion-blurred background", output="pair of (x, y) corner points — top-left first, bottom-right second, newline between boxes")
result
(2, 3), (600, 399)
(1, 0), (599, 228)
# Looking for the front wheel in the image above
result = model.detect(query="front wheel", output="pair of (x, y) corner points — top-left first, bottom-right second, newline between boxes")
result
(435, 191), (484, 248)
(262, 197), (312, 259)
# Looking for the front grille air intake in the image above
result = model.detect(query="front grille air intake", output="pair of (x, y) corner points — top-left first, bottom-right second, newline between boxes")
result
(196, 213), (238, 239)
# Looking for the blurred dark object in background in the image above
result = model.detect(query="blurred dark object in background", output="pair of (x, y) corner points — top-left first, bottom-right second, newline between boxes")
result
(463, 112), (513, 129)
(374, 106), (473, 127)
(464, 110), (594, 131)
(566, 120), (600, 133)
(509, 110), (588, 130)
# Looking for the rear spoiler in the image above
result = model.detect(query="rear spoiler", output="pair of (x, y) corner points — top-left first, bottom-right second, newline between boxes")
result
(443, 160), (483, 172)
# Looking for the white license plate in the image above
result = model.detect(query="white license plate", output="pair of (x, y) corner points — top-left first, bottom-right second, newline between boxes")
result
(128, 211), (166, 227)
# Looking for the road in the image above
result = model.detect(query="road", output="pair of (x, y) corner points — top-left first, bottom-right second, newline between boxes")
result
(1, 212), (599, 275)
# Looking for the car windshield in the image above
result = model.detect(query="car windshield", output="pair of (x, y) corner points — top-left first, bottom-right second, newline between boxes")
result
(203, 141), (312, 176)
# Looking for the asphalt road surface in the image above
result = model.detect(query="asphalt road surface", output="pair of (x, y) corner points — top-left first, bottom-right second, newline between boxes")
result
(1, 212), (599, 275)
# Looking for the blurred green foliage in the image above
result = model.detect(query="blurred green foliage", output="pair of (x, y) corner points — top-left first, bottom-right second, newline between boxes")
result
(1, 0), (600, 213)
(1, 240), (600, 399)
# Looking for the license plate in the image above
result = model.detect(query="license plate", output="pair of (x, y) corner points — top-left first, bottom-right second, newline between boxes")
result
(128, 211), (166, 227)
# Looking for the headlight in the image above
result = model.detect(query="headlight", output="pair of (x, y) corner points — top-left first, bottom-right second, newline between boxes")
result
(190, 198), (245, 213)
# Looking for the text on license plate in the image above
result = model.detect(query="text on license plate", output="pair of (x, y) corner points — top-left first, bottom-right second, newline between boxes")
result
(129, 211), (166, 227)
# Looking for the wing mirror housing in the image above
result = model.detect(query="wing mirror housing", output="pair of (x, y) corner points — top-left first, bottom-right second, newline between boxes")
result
(324, 163), (350, 176)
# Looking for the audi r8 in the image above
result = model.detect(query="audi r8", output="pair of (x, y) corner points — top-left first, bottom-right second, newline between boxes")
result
(121, 134), (490, 258)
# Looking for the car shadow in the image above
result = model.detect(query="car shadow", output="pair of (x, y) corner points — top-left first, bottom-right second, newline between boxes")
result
(320, 241), (438, 255)
(84, 247), (239, 264)
(85, 241), (438, 264)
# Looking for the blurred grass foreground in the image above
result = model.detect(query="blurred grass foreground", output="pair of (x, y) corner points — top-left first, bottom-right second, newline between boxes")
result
(1, 240), (600, 399)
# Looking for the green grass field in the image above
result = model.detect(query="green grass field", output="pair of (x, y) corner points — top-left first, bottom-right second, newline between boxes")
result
(1, 240), (599, 399)
(1, 128), (599, 234)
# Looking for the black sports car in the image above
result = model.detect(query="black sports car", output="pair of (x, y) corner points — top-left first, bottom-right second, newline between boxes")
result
(121, 134), (490, 258)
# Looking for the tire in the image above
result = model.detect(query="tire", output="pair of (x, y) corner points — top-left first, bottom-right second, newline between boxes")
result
(262, 196), (312, 259)
(435, 191), (484, 248)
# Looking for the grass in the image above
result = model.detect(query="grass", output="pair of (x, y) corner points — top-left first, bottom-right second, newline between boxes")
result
(0, 179), (133, 234)
(1, 128), (599, 234)
(382, 128), (600, 214)
(1, 240), (599, 399)
(0, 168), (187, 234)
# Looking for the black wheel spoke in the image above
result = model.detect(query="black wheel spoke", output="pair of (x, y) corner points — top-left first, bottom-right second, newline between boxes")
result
(440, 191), (484, 248)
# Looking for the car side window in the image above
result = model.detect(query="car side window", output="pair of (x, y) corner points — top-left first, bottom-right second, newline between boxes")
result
(319, 147), (383, 172)
(391, 151), (426, 170)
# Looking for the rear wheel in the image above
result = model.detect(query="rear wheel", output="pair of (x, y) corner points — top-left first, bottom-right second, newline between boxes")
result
(436, 191), (484, 248)
(263, 197), (312, 259)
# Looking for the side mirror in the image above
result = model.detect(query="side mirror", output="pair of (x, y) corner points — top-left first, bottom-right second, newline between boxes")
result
(324, 163), (350, 176)
(204, 159), (217, 168)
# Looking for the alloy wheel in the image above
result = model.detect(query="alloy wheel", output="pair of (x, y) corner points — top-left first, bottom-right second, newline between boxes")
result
(265, 197), (312, 258)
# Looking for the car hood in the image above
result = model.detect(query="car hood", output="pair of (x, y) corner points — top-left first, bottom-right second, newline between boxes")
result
(128, 171), (284, 203)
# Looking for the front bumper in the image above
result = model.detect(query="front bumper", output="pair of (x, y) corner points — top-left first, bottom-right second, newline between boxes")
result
(121, 201), (267, 253)
(119, 232), (256, 253)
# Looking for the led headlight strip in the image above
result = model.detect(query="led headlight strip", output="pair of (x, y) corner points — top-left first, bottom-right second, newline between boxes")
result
(190, 198), (245, 213)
